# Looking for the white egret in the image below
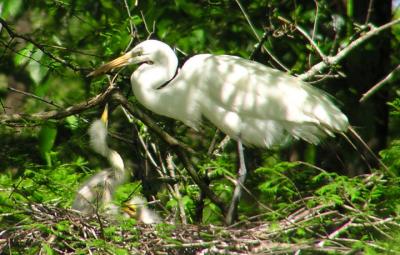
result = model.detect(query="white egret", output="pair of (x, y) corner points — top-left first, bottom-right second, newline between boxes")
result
(72, 105), (127, 215)
(122, 196), (162, 224)
(88, 40), (349, 223)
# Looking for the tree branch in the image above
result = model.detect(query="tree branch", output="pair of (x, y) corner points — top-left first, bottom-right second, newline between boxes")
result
(0, 83), (116, 124)
(7, 87), (62, 109)
(298, 18), (400, 81)
(360, 63), (400, 103)
(277, 16), (326, 61)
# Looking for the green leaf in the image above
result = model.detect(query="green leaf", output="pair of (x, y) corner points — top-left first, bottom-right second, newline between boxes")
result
(42, 243), (54, 255)
(38, 122), (58, 166)
(65, 116), (79, 131)
(27, 50), (48, 85)
(14, 43), (34, 66)
(1, 0), (23, 18)
(55, 220), (70, 232)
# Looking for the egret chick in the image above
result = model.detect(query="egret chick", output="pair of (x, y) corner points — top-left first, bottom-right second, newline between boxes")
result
(72, 105), (127, 215)
(122, 196), (161, 224)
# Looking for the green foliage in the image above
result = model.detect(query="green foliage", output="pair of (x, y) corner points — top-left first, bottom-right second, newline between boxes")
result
(1, 0), (400, 253)
(38, 121), (58, 166)
(1, 0), (23, 19)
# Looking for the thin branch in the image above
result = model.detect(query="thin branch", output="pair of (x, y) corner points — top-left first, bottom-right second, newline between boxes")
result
(364, 0), (374, 24)
(347, 126), (391, 176)
(234, 0), (289, 71)
(8, 87), (62, 108)
(140, 11), (155, 39)
(278, 16), (326, 61)
(360, 63), (400, 102)
(317, 218), (354, 247)
(123, 0), (138, 51)
(249, 30), (271, 60)
(298, 18), (400, 81)
(309, 0), (320, 67)
(0, 18), (83, 73)
(166, 155), (187, 224)
(0, 82), (116, 124)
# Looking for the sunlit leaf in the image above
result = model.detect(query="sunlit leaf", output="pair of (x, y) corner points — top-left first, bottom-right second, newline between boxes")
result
(38, 122), (57, 166)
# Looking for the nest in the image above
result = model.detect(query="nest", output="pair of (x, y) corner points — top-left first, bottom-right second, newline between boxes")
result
(1, 198), (398, 255)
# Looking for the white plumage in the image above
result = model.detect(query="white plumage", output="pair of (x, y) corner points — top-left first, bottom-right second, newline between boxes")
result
(72, 109), (127, 214)
(89, 40), (349, 147)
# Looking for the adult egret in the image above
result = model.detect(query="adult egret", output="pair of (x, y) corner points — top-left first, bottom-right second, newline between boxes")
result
(72, 105), (127, 214)
(122, 196), (162, 224)
(88, 40), (349, 223)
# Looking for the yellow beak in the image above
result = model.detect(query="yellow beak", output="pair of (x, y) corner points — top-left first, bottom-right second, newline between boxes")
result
(101, 103), (108, 127)
(122, 203), (137, 218)
(87, 51), (139, 77)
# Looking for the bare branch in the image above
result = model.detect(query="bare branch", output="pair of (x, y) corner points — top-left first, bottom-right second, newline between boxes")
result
(298, 18), (400, 81)
(360, 63), (400, 103)
(0, 83), (116, 124)
(7, 87), (62, 109)
(166, 155), (187, 224)
(234, 0), (290, 72)
(278, 16), (326, 60)
(123, 0), (139, 51)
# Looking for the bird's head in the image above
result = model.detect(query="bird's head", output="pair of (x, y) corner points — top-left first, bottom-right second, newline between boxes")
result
(122, 196), (146, 217)
(122, 196), (162, 224)
(87, 40), (177, 77)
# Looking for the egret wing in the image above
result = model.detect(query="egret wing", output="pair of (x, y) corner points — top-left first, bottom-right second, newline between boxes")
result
(186, 55), (348, 146)
(197, 55), (347, 130)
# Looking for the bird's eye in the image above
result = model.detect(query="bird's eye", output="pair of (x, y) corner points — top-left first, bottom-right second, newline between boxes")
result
(146, 60), (154, 65)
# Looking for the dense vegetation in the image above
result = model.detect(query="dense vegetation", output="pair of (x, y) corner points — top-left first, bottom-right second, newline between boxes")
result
(1, 0), (400, 254)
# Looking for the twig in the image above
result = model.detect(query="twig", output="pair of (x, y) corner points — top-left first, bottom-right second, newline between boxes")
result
(360, 63), (400, 102)
(249, 30), (271, 60)
(0, 18), (82, 73)
(365, 0), (374, 24)
(347, 126), (391, 176)
(234, 0), (289, 71)
(278, 16), (326, 61)
(166, 155), (187, 224)
(135, 125), (162, 170)
(140, 11), (155, 39)
(298, 18), (400, 81)
(318, 218), (354, 247)
(8, 87), (62, 108)
(123, 0), (138, 51)
(0, 82), (116, 124)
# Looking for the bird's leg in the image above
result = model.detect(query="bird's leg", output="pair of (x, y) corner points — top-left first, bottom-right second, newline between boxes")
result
(225, 139), (247, 225)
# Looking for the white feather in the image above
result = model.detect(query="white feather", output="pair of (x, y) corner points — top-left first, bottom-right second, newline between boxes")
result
(72, 118), (126, 214)
(128, 40), (348, 147)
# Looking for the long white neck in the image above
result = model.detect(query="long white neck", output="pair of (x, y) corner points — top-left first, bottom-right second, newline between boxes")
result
(88, 119), (125, 174)
(130, 50), (180, 118)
